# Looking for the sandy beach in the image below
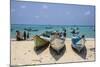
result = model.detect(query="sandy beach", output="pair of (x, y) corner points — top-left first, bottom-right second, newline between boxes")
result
(11, 38), (95, 66)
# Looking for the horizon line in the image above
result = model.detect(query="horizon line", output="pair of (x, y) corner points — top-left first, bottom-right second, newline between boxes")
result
(11, 24), (95, 26)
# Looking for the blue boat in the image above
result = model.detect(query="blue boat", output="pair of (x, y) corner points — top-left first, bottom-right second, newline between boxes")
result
(71, 35), (85, 52)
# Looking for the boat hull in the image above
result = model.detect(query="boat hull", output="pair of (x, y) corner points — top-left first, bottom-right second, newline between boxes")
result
(50, 38), (65, 54)
(34, 35), (50, 50)
(71, 44), (85, 53)
(71, 36), (85, 52)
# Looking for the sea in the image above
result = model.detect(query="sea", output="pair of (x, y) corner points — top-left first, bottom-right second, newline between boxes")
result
(11, 24), (95, 39)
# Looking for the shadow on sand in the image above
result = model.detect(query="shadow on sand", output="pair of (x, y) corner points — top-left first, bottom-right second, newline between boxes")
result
(34, 45), (49, 55)
(49, 45), (66, 61)
(72, 46), (87, 59)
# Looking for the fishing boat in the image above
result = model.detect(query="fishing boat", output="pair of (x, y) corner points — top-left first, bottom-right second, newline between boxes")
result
(32, 29), (38, 31)
(24, 28), (32, 31)
(24, 28), (38, 32)
(71, 35), (85, 52)
(33, 35), (50, 50)
(50, 38), (65, 54)
(45, 27), (52, 29)
(50, 32), (65, 54)
(41, 31), (52, 38)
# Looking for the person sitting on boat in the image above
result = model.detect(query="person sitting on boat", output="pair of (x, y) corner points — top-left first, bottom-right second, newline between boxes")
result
(81, 35), (86, 45)
(62, 28), (67, 37)
(71, 28), (76, 36)
(63, 31), (66, 38)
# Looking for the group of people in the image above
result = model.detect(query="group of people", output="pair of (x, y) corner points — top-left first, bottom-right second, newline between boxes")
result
(15, 27), (85, 41)
(16, 30), (30, 41)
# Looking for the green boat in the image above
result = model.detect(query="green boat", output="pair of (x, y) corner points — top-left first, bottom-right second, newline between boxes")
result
(34, 35), (50, 50)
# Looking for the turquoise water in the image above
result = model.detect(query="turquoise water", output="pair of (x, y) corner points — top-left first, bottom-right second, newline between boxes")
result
(11, 24), (95, 38)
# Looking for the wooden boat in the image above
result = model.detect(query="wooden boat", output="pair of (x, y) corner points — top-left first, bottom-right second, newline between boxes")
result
(32, 29), (38, 31)
(71, 36), (85, 52)
(24, 28), (38, 32)
(41, 31), (52, 38)
(45, 27), (52, 29)
(33, 35), (50, 50)
(50, 33), (65, 54)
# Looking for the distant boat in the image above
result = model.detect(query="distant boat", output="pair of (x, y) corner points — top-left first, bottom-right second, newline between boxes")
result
(41, 31), (52, 38)
(71, 36), (85, 52)
(24, 28), (32, 31)
(24, 28), (38, 32)
(33, 35), (50, 50)
(32, 29), (38, 31)
(45, 27), (52, 29)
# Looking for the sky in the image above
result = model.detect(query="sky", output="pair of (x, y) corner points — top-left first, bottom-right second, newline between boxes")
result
(11, 0), (95, 25)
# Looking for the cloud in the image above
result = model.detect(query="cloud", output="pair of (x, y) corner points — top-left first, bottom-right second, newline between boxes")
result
(84, 11), (91, 16)
(20, 5), (27, 8)
(34, 15), (40, 19)
(66, 12), (70, 15)
(42, 5), (48, 9)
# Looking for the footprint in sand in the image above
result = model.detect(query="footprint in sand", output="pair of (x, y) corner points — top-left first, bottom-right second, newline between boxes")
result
(28, 50), (31, 52)
(24, 52), (27, 55)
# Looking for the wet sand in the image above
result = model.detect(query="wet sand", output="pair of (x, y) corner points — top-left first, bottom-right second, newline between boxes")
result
(10, 38), (95, 66)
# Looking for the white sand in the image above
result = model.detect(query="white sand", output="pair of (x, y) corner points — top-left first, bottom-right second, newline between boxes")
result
(11, 38), (95, 66)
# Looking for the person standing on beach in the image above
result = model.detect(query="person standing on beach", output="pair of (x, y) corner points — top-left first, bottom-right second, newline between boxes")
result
(81, 35), (86, 45)
(63, 28), (66, 37)
(23, 31), (26, 40)
(16, 30), (21, 41)
(27, 31), (30, 39)
(60, 32), (63, 38)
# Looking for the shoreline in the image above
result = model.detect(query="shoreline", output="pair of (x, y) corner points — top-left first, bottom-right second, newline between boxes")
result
(11, 38), (95, 41)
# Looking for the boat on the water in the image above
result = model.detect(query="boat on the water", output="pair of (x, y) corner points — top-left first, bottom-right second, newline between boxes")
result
(33, 35), (50, 50)
(24, 28), (38, 32)
(71, 35), (85, 52)
(32, 29), (38, 31)
(50, 32), (65, 54)
(41, 31), (52, 38)
(45, 26), (53, 29)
